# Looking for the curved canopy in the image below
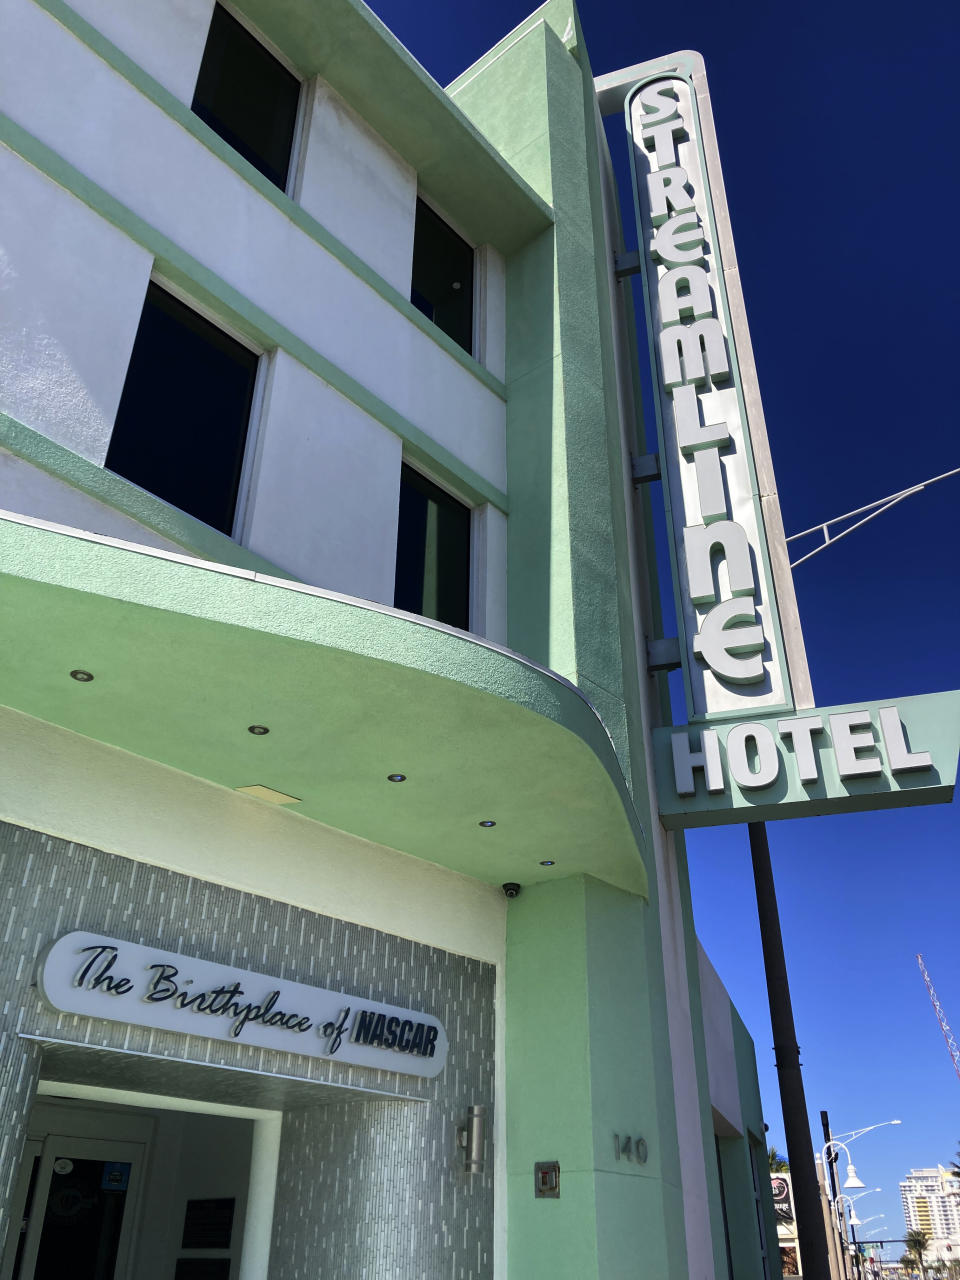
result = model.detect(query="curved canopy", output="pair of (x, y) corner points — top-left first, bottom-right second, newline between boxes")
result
(0, 514), (648, 895)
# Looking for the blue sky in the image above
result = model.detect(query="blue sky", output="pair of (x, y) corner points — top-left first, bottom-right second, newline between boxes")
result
(367, 0), (959, 1253)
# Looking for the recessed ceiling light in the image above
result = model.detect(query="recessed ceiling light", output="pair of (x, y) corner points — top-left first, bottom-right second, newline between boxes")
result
(247, 725), (270, 736)
(539, 860), (556, 866)
(235, 784), (301, 805)
(387, 773), (406, 783)
(478, 820), (496, 828)
(70, 669), (94, 683)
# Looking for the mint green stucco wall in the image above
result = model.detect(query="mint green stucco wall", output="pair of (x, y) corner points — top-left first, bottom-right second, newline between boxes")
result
(675, 841), (733, 1279)
(734, 1011), (783, 1278)
(450, 7), (706, 1277)
(450, 7), (647, 781)
(505, 877), (686, 1279)
(710, 1010), (783, 1279)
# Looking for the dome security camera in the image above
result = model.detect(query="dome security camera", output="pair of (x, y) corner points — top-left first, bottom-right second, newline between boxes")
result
(502, 883), (522, 899)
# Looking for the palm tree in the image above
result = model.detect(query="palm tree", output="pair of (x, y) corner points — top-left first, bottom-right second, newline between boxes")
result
(768, 1146), (789, 1171)
(951, 1141), (960, 1177)
(906, 1227), (931, 1278)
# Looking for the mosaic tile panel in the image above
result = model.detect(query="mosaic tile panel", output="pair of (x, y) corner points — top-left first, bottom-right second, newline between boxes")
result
(274, 1099), (493, 1279)
(0, 821), (495, 1277)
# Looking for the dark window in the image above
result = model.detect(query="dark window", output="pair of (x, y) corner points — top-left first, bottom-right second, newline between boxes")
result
(410, 199), (474, 355)
(106, 283), (258, 535)
(394, 464), (471, 629)
(192, 5), (300, 190)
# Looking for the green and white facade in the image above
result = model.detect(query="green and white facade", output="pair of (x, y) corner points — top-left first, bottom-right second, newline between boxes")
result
(0, 1), (799, 1276)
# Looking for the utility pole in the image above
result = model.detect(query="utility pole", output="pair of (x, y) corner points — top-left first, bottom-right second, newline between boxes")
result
(750, 821), (832, 1278)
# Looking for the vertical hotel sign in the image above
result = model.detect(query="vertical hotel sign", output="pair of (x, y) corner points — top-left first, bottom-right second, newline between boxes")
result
(627, 53), (812, 723)
(617, 53), (959, 825)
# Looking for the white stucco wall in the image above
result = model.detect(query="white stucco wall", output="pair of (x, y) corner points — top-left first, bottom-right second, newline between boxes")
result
(65, 0), (215, 105)
(0, 705), (506, 965)
(698, 944), (743, 1135)
(296, 80), (417, 298)
(471, 503), (508, 644)
(241, 350), (402, 603)
(0, 146), (151, 463)
(0, 450), (184, 552)
(0, 0), (507, 491)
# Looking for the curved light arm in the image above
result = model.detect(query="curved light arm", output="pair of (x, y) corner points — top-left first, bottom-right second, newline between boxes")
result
(835, 1194), (864, 1226)
(849, 1188), (882, 1201)
(830, 1120), (901, 1145)
(822, 1140), (867, 1190)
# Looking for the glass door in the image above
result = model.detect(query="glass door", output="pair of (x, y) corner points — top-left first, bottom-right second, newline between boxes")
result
(5, 1136), (144, 1280)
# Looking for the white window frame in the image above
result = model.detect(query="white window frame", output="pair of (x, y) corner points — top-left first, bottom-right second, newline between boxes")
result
(472, 243), (506, 382)
(132, 273), (270, 547)
(413, 194), (479, 363)
(397, 461), (506, 642)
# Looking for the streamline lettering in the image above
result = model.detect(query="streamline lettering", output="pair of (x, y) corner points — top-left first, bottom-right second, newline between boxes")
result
(635, 77), (767, 689)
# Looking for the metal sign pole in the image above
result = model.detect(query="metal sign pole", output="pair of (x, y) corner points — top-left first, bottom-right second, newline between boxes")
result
(750, 821), (831, 1277)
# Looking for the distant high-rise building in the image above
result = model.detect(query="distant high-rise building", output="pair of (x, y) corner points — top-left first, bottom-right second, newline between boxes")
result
(900, 1167), (960, 1263)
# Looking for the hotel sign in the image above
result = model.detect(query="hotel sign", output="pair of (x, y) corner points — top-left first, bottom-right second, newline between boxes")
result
(624, 54), (959, 827)
(627, 55), (811, 724)
(39, 932), (448, 1079)
(653, 691), (960, 828)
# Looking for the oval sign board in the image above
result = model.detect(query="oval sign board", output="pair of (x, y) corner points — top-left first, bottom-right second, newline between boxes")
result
(39, 931), (448, 1079)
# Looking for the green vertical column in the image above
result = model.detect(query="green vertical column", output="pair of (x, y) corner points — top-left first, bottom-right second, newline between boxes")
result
(734, 1011), (783, 1277)
(717, 1135), (758, 1276)
(505, 875), (687, 1279)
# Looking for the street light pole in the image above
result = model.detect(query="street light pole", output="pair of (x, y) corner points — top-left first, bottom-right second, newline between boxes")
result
(822, 1111), (851, 1280)
(850, 1214), (862, 1280)
(821, 1115), (900, 1280)
(818, 1156), (846, 1280)
(750, 822), (832, 1278)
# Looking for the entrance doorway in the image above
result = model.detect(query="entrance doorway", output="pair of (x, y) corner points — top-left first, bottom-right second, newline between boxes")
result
(1, 1093), (264, 1280)
(2, 1135), (144, 1280)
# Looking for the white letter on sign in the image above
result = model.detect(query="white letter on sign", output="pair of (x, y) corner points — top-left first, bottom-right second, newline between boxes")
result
(672, 383), (729, 454)
(777, 715), (824, 784)
(878, 706), (933, 773)
(646, 167), (694, 224)
(726, 723), (780, 790)
(658, 265), (714, 326)
(829, 711), (882, 778)
(650, 213), (706, 267)
(691, 598), (765, 684)
(693, 449), (727, 525)
(636, 81), (680, 123)
(642, 120), (686, 167)
(660, 319), (730, 387)
(671, 729), (724, 796)
(684, 521), (755, 603)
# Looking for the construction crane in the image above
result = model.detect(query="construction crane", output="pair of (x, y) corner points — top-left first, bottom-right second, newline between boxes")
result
(917, 954), (960, 1085)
